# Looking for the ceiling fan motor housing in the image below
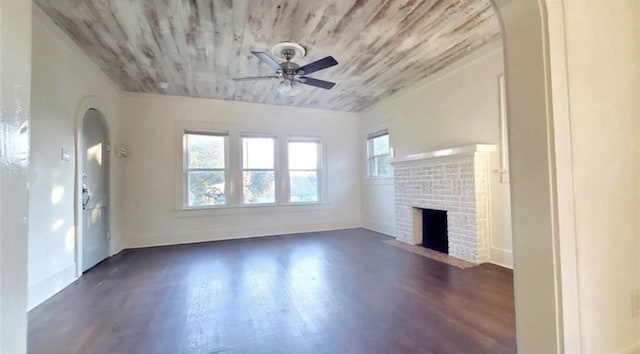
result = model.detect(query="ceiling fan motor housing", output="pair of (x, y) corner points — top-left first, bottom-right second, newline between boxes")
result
(280, 61), (301, 78)
(233, 41), (337, 91)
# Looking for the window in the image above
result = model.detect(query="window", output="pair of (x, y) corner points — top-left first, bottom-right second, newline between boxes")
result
(367, 131), (392, 177)
(242, 136), (276, 204)
(288, 139), (320, 202)
(179, 126), (326, 210)
(185, 132), (227, 207)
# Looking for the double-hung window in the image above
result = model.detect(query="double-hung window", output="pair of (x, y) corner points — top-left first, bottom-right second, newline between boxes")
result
(367, 130), (392, 178)
(242, 136), (276, 204)
(185, 131), (227, 207)
(288, 139), (321, 202)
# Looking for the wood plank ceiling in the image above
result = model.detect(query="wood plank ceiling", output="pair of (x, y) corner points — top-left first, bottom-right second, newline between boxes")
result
(35, 0), (501, 112)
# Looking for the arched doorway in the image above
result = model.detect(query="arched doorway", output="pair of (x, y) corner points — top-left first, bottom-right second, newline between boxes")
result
(491, 1), (580, 352)
(76, 108), (111, 273)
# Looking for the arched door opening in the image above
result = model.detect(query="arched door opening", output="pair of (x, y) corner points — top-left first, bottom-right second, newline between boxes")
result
(491, 1), (573, 352)
(77, 108), (111, 273)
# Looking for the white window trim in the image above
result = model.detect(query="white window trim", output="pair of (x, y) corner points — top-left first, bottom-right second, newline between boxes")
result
(176, 121), (233, 210)
(183, 131), (229, 208)
(366, 129), (393, 179)
(175, 122), (327, 212)
(287, 136), (323, 203)
(240, 133), (279, 205)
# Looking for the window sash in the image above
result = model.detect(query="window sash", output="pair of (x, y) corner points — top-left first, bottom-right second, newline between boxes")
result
(186, 169), (227, 207)
(242, 168), (275, 172)
(367, 135), (390, 157)
(287, 139), (322, 203)
(366, 129), (388, 140)
(288, 140), (320, 168)
(239, 135), (277, 204)
(367, 133), (391, 178)
(185, 133), (226, 170)
(184, 130), (228, 137)
(289, 170), (319, 203)
(242, 170), (276, 204)
(369, 152), (390, 159)
(369, 156), (391, 175)
(187, 168), (225, 172)
(241, 136), (276, 170)
(183, 131), (229, 208)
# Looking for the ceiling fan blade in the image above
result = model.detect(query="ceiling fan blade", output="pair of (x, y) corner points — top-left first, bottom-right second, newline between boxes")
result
(233, 76), (280, 81)
(251, 51), (282, 71)
(298, 77), (336, 89)
(297, 56), (338, 75)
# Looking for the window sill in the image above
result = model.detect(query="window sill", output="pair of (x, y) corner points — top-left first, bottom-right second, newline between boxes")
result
(173, 202), (330, 217)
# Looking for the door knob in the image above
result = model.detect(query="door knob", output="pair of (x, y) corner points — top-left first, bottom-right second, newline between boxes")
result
(82, 184), (91, 210)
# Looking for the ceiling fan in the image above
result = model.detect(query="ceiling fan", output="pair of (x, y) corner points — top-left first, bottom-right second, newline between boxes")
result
(233, 42), (338, 96)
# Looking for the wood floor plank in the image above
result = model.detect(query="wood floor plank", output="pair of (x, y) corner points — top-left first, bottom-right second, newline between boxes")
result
(28, 228), (516, 354)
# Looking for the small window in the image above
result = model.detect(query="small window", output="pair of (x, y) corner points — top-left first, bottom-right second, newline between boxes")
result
(288, 139), (320, 202)
(185, 132), (227, 207)
(367, 131), (392, 177)
(242, 136), (276, 204)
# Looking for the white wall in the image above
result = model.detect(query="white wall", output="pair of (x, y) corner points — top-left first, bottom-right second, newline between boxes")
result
(359, 44), (513, 267)
(0, 1), (31, 352)
(27, 7), (124, 310)
(25, 3), (639, 353)
(495, 1), (566, 350)
(120, 93), (361, 248)
(558, 2), (640, 353)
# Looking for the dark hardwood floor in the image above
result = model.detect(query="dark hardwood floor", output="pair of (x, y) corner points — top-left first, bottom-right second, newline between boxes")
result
(28, 228), (516, 354)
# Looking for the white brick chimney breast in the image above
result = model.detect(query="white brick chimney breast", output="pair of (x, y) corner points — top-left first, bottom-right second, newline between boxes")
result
(389, 145), (496, 264)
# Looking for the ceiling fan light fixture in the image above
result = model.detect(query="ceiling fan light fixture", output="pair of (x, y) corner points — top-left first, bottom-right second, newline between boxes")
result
(289, 83), (301, 96)
(277, 79), (298, 96)
(234, 46), (338, 94)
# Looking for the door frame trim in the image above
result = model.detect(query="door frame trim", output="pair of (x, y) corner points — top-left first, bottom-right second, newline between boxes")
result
(74, 96), (112, 277)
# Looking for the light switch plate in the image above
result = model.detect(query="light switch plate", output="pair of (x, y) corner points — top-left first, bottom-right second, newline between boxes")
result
(61, 146), (71, 162)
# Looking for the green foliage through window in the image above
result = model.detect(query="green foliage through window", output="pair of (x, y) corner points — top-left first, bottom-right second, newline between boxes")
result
(186, 133), (226, 207)
(242, 137), (276, 204)
(367, 133), (392, 177)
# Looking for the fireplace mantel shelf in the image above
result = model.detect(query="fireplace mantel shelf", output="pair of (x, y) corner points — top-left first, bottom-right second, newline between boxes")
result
(389, 144), (496, 165)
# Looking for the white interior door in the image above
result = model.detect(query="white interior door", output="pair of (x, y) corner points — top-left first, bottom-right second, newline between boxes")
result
(81, 109), (109, 272)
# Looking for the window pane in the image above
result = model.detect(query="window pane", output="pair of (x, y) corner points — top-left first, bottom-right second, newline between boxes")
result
(372, 134), (389, 156)
(243, 171), (275, 203)
(243, 137), (274, 169)
(288, 141), (318, 170)
(187, 134), (225, 169)
(290, 171), (318, 202)
(188, 171), (226, 206)
(370, 155), (391, 177)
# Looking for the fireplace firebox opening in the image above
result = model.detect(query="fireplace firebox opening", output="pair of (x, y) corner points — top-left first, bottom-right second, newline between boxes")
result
(420, 208), (448, 254)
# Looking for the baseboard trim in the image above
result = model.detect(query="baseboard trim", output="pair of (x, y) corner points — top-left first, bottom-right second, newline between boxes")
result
(490, 247), (513, 269)
(28, 263), (77, 310)
(126, 220), (362, 249)
(362, 220), (395, 237)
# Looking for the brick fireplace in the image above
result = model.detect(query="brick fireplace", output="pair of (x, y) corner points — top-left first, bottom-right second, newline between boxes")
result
(389, 145), (496, 264)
